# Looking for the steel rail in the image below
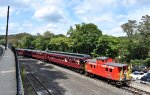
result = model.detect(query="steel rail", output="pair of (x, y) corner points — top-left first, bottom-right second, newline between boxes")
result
(25, 76), (38, 95)
(122, 86), (150, 95)
(22, 57), (150, 95)
(24, 65), (52, 95)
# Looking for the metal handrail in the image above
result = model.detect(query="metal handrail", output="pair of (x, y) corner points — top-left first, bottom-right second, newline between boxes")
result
(0, 45), (5, 61)
(11, 47), (24, 95)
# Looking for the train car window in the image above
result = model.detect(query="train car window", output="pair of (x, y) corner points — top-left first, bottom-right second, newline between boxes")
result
(106, 68), (108, 71)
(93, 65), (95, 68)
(90, 64), (92, 68)
(110, 69), (112, 72)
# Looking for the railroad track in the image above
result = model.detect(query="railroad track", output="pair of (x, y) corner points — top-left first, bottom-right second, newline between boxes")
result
(23, 65), (53, 95)
(23, 58), (150, 95)
(40, 61), (150, 95)
(122, 86), (150, 95)
(85, 74), (150, 95)
(74, 69), (150, 95)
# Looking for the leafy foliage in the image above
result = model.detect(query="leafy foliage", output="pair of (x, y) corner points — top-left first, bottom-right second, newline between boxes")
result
(21, 35), (35, 48)
(144, 58), (150, 67)
(0, 38), (5, 45)
(49, 37), (72, 52)
(32, 36), (46, 50)
(92, 35), (120, 58)
(131, 59), (144, 66)
(67, 23), (102, 54)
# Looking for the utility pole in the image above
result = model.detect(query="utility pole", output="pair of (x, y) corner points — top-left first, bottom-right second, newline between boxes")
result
(5, 6), (10, 50)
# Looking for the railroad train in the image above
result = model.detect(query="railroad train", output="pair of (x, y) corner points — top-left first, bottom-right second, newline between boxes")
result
(17, 48), (131, 86)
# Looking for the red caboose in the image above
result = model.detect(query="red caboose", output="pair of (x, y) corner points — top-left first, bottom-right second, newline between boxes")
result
(85, 57), (131, 85)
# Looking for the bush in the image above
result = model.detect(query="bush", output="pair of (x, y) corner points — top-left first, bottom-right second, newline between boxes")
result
(144, 58), (150, 67)
(131, 59), (144, 66)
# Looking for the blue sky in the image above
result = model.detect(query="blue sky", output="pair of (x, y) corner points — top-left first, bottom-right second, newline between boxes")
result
(0, 0), (150, 36)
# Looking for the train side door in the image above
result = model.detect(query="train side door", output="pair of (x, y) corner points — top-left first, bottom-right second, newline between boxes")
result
(119, 66), (126, 81)
(106, 67), (112, 79)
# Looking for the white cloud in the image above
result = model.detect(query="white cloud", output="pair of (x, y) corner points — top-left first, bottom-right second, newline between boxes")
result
(0, 0), (30, 7)
(7, 22), (21, 34)
(30, 23), (66, 35)
(34, 6), (65, 23)
(46, 24), (58, 29)
(126, 8), (150, 22)
(103, 27), (126, 37)
(1, 26), (5, 30)
(74, 0), (116, 15)
(0, 6), (15, 18)
(122, 0), (136, 6)
(0, 7), (7, 17)
(73, 0), (117, 30)
(0, 22), (21, 34)
(1, 0), (150, 36)
(44, 0), (64, 6)
(122, 0), (150, 6)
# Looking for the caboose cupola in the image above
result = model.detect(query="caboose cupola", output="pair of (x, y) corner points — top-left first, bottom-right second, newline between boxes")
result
(96, 57), (113, 64)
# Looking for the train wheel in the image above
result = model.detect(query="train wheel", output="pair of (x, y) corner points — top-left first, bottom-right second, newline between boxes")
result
(79, 70), (84, 74)
(107, 79), (110, 84)
(85, 71), (89, 76)
(111, 81), (115, 85)
(116, 82), (122, 87)
(125, 81), (131, 86)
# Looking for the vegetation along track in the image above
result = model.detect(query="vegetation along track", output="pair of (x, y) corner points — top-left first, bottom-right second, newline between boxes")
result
(23, 65), (52, 95)
(122, 86), (150, 95)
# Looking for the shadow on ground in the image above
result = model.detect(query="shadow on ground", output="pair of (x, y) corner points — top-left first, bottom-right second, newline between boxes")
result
(19, 57), (68, 95)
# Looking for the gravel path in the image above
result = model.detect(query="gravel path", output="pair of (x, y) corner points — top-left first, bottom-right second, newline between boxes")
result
(19, 57), (132, 95)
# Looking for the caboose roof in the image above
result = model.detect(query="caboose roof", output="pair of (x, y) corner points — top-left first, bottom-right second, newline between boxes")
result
(96, 56), (109, 60)
(104, 62), (127, 67)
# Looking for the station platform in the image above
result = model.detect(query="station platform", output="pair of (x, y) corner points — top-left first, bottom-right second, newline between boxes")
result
(0, 47), (16, 95)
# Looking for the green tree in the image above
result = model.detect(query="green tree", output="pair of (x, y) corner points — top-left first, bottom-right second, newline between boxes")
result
(92, 35), (120, 58)
(121, 20), (137, 62)
(131, 59), (144, 66)
(0, 38), (5, 45)
(33, 36), (46, 50)
(144, 58), (150, 67)
(43, 31), (55, 40)
(7, 33), (31, 48)
(137, 15), (150, 59)
(117, 37), (130, 63)
(21, 35), (34, 48)
(55, 34), (65, 38)
(49, 37), (72, 52)
(121, 20), (137, 38)
(67, 23), (102, 54)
